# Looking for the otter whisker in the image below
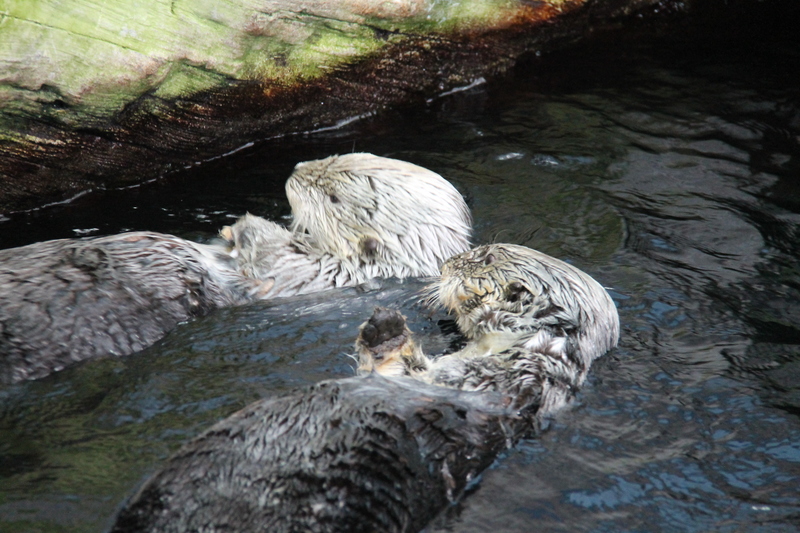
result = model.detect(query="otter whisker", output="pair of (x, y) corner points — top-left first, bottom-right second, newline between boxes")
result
(490, 228), (512, 244)
(343, 351), (360, 373)
(417, 281), (442, 308)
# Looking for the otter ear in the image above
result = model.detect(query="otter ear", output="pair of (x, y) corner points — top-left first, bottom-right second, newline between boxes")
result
(360, 236), (380, 256)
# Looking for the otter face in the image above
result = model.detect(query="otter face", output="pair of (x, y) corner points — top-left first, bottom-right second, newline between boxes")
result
(433, 244), (544, 339)
(285, 153), (471, 279)
(430, 244), (620, 362)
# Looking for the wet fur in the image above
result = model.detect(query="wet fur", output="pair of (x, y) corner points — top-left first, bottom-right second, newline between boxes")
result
(429, 243), (619, 368)
(0, 233), (254, 383)
(112, 375), (513, 533)
(356, 243), (620, 421)
(0, 153), (471, 383)
(229, 153), (472, 297)
(111, 243), (618, 531)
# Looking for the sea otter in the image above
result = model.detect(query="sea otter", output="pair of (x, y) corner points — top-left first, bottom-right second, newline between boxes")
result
(0, 153), (471, 383)
(427, 243), (618, 364)
(111, 374), (514, 533)
(356, 243), (620, 418)
(110, 243), (618, 533)
(0, 232), (255, 383)
(220, 153), (472, 297)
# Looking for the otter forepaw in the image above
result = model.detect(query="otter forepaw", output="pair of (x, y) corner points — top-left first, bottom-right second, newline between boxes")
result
(219, 225), (234, 242)
(360, 307), (407, 348)
(355, 308), (429, 377)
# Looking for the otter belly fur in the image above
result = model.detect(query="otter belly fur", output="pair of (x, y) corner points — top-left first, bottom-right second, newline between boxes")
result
(0, 153), (471, 383)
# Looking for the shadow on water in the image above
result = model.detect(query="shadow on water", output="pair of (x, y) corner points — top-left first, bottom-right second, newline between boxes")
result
(2, 2), (800, 531)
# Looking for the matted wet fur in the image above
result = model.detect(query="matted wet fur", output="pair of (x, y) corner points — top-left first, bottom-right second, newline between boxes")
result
(356, 243), (620, 421)
(0, 153), (471, 383)
(112, 375), (514, 533)
(427, 243), (618, 365)
(224, 153), (471, 296)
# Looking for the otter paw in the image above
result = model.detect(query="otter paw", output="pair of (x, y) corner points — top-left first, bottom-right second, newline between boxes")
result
(360, 307), (407, 348)
(219, 225), (234, 242)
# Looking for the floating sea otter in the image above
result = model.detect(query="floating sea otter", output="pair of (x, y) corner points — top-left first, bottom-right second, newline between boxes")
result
(223, 153), (471, 296)
(111, 243), (618, 532)
(0, 153), (471, 383)
(357, 243), (620, 418)
(111, 374), (514, 533)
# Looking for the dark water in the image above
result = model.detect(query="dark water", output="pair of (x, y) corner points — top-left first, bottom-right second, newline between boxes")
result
(2, 6), (800, 532)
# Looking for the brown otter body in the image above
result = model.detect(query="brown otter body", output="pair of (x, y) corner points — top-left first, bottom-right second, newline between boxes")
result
(357, 243), (620, 419)
(0, 153), (471, 383)
(112, 375), (512, 533)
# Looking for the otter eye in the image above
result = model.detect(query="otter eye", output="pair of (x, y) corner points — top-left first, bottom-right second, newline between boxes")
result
(329, 194), (340, 204)
(484, 253), (496, 265)
(362, 237), (379, 255)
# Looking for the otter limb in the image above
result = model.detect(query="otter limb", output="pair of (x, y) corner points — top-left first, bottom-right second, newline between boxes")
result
(355, 307), (574, 423)
(355, 307), (431, 377)
(112, 375), (514, 533)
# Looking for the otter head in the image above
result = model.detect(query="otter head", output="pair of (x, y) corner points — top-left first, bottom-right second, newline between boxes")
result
(285, 153), (471, 280)
(430, 243), (620, 362)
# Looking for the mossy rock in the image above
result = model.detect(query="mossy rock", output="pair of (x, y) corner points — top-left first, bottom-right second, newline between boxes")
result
(0, 0), (671, 212)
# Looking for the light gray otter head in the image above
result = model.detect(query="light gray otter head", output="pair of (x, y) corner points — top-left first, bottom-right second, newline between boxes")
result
(285, 153), (472, 279)
(429, 243), (620, 365)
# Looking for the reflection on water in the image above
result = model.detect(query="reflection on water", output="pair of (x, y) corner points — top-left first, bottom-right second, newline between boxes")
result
(2, 6), (800, 532)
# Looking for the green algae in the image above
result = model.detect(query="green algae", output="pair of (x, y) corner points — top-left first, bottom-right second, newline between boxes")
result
(0, 0), (554, 127)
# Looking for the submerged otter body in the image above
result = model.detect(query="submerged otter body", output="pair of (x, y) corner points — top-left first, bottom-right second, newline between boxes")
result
(0, 153), (471, 383)
(0, 233), (253, 383)
(112, 374), (512, 533)
(357, 243), (620, 419)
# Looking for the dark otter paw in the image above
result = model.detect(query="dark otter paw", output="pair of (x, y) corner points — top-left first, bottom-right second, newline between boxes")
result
(360, 307), (407, 348)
